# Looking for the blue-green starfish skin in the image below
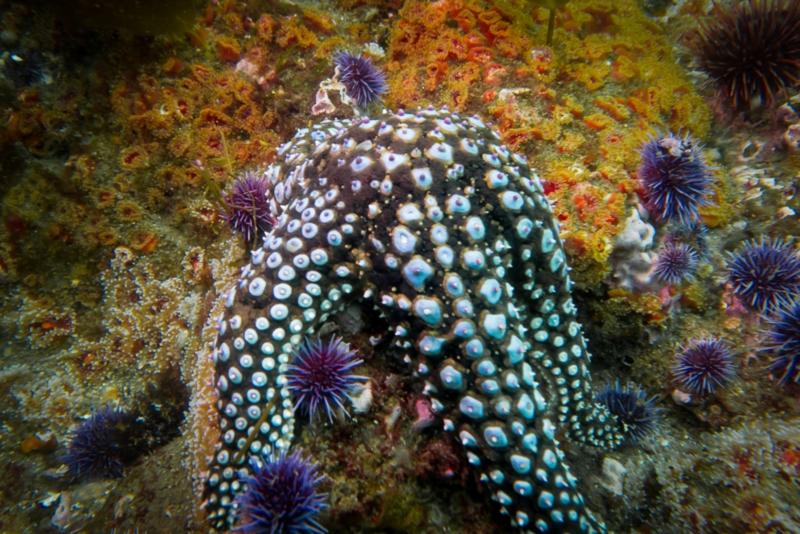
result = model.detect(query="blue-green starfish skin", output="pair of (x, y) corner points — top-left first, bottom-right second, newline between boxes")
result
(203, 107), (626, 532)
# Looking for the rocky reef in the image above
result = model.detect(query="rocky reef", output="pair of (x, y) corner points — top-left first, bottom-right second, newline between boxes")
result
(0, 0), (798, 532)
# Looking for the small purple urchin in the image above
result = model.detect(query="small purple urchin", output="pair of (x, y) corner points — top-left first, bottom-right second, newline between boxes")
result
(726, 238), (800, 314)
(673, 337), (736, 396)
(223, 171), (275, 244)
(333, 51), (386, 108)
(236, 452), (328, 534)
(638, 133), (711, 224)
(286, 336), (367, 423)
(665, 220), (709, 258)
(596, 382), (660, 442)
(654, 242), (699, 285)
(762, 300), (800, 386)
(63, 406), (136, 481)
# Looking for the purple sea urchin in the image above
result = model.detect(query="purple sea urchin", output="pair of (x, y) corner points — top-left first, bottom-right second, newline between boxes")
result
(333, 52), (386, 108)
(596, 382), (659, 442)
(690, 0), (800, 111)
(665, 220), (709, 258)
(762, 301), (800, 385)
(236, 452), (327, 534)
(638, 133), (711, 224)
(726, 238), (800, 313)
(63, 406), (137, 481)
(286, 337), (366, 423)
(673, 337), (736, 395)
(223, 171), (274, 245)
(654, 242), (699, 285)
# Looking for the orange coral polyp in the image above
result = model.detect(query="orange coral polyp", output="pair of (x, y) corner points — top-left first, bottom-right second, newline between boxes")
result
(117, 201), (143, 222)
(256, 14), (276, 42)
(503, 128), (539, 151)
(453, 8), (476, 31)
(275, 17), (319, 49)
(302, 9), (334, 33)
(96, 189), (117, 209)
(477, 9), (501, 26)
(174, 98), (191, 120)
(198, 130), (224, 155)
(120, 146), (150, 170)
(425, 62), (448, 91)
(168, 134), (191, 158)
(467, 46), (492, 64)
(177, 77), (200, 94)
(446, 37), (470, 60)
(448, 85), (470, 110)
(594, 97), (630, 122)
(216, 36), (242, 62)
(98, 230), (118, 246)
(162, 57), (184, 76)
(483, 63), (507, 85)
(157, 166), (186, 188)
(128, 111), (174, 139)
(131, 232), (159, 254)
(183, 168), (203, 187)
(583, 113), (614, 131)
(611, 56), (638, 82)
(573, 193), (599, 222)
(221, 12), (245, 36)
(191, 64), (215, 84)
(136, 75), (160, 101)
(463, 32), (484, 49)
(197, 108), (232, 127)
(488, 20), (511, 39)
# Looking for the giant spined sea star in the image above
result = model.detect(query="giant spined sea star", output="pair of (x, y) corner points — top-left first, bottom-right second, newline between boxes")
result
(202, 107), (627, 533)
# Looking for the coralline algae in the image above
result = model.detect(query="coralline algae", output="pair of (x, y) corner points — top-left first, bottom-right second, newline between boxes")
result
(202, 107), (627, 533)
